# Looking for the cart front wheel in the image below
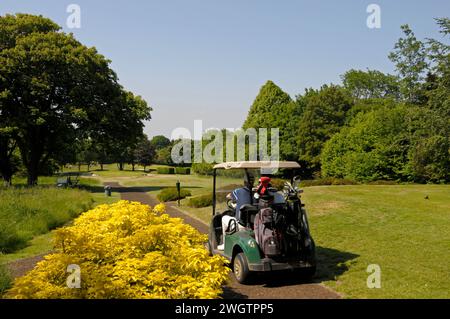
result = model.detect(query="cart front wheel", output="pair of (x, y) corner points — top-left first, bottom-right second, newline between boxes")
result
(233, 252), (251, 284)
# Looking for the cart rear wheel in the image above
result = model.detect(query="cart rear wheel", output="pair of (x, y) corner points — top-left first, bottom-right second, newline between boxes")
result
(233, 252), (251, 284)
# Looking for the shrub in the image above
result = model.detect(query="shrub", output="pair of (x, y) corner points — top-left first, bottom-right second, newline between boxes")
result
(175, 167), (191, 175)
(156, 167), (175, 174)
(7, 201), (229, 299)
(0, 187), (93, 253)
(157, 188), (192, 202)
(187, 193), (213, 208)
(270, 178), (287, 191)
(0, 264), (12, 295)
(191, 163), (214, 176)
(367, 180), (399, 185)
(300, 178), (358, 187)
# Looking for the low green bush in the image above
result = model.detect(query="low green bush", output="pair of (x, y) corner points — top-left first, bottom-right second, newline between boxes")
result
(191, 163), (214, 176)
(187, 193), (213, 208)
(157, 188), (192, 202)
(367, 180), (399, 185)
(0, 264), (12, 294)
(270, 178), (288, 190)
(156, 167), (175, 174)
(175, 167), (191, 175)
(300, 177), (358, 187)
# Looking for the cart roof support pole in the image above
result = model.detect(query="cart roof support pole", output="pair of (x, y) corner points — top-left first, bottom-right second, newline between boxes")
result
(212, 169), (217, 216)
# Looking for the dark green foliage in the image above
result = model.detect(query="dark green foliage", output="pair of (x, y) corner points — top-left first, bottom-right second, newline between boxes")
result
(192, 163), (214, 176)
(269, 178), (288, 190)
(0, 14), (151, 185)
(187, 193), (213, 208)
(134, 136), (155, 170)
(299, 178), (358, 187)
(157, 188), (191, 202)
(187, 191), (228, 208)
(321, 105), (449, 183)
(175, 167), (191, 175)
(156, 167), (175, 174)
(150, 135), (171, 150)
(243, 81), (300, 160)
(342, 69), (400, 100)
(155, 146), (173, 165)
(389, 25), (430, 104)
(296, 85), (354, 175)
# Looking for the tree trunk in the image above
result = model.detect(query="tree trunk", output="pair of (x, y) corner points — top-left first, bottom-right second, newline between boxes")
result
(27, 165), (39, 186)
(2, 175), (12, 187)
(0, 137), (15, 186)
(100, 163), (104, 171)
(119, 162), (124, 171)
(132, 163), (135, 171)
(87, 162), (91, 172)
(78, 163), (81, 172)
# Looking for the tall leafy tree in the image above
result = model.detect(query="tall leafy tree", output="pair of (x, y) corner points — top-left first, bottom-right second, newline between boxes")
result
(150, 135), (171, 151)
(296, 85), (354, 176)
(389, 25), (429, 103)
(243, 81), (300, 160)
(134, 136), (155, 172)
(0, 14), (60, 185)
(342, 69), (400, 100)
(0, 14), (151, 184)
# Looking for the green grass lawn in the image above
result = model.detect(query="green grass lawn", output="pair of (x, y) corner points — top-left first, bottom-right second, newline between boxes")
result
(0, 176), (120, 265)
(303, 185), (450, 299)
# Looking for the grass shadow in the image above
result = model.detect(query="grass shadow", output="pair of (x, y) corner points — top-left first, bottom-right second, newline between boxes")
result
(313, 246), (359, 283)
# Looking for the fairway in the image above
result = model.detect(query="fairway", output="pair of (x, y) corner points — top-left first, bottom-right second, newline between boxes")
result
(302, 185), (450, 298)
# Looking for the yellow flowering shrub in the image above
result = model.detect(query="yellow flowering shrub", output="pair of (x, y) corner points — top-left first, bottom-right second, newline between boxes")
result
(7, 201), (229, 299)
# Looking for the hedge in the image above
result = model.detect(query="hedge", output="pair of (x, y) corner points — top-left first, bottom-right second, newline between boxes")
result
(156, 167), (175, 174)
(175, 167), (191, 175)
(157, 188), (192, 202)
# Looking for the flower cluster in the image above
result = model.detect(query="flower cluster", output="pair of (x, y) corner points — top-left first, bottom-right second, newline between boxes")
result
(8, 201), (229, 299)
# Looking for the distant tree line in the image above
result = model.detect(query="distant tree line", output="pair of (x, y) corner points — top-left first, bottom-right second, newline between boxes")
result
(73, 134), (176, 173)
(242, 18), (449, 183)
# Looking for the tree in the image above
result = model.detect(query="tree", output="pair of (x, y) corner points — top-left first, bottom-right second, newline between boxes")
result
(321, 105), (449, 183)
(426, 18), (450, 118)
(243, 81), (300, 160)
(296, 85), (354, 176)
(150, 135), (171, 151)
(0, 128), (18, 185)
(134, 136), (155, 172)
(0, 14), (60, 185)
(75, 139), (98, 172)
(0, 14), (151, 185)
(342, 69), (400, 100)
(389, 24), (429, 103)
(155, 146), (173, 165)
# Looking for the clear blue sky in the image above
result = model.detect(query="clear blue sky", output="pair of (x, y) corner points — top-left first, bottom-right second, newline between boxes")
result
(1, 0), (449, 138)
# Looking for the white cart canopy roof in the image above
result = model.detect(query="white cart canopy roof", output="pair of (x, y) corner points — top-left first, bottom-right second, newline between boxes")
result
(213, 161), (300, 170)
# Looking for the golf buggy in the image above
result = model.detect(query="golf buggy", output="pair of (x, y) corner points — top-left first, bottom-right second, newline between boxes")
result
(207, 161), (316, 284)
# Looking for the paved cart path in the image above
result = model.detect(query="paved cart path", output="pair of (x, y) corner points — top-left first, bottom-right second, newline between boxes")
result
(108, 182), (341, 299)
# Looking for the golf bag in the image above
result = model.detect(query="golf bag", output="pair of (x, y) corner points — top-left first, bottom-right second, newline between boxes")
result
(254, 207), (282, 257)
